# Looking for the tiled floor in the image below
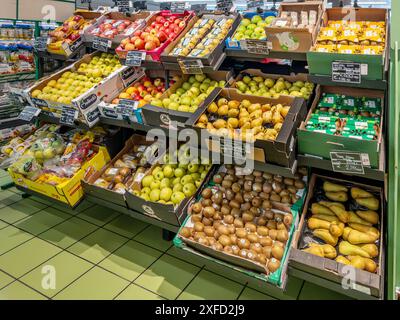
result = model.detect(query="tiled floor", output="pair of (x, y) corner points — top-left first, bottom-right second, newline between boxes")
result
(0, 170), (349, 300)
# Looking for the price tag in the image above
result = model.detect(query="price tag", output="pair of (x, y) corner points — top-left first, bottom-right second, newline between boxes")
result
(18, 106), (41, 122)
(216, 0), (233, 12)
(34, 36), (49, 52)
(330, 151), (368, 174)
(116, 0), (132, 13)
(159, 2), (171, 10)
(332, 61), (362, 84)
(125, 50), (146, 66)
(62, 36), (83, 56)
(116, 99), (138, 116)
(247, 0), (264, 10)
(177, 59), (203, 74)
(245, 40), (270, 55)
(93, 37), (112, 52)
(170, 2), (186, 13)
(60, 106), (78, 126)
(190, 4), (207, 13)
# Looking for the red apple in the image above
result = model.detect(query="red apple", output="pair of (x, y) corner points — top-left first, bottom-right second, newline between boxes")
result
(156, 31), (167, 43)
(145, 41), (157, 51)
(134, 30), (142, 37)
(164, 21), (170, 28)
(134, 38), (145, 50)
(73, 15), (83, 22)
(156, 16), (166, 24)
(179, 21), (186, 29)
(174, 18), (182, 25)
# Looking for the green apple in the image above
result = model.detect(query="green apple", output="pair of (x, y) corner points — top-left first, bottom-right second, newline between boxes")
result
(142, 175), (154, 188)
(195, 178), (202, 188)
(141, 187), (151, 195)
(195, 74), (206, 82)
(173, 183), (183, 192)
(163, 165), (174, 178)
(132, 190), (140, 196)
(191, 173), (200, 181)
(160, 178), (171, 189)
(187, 164), (199, 173)
(174, 167), (185, 178)
(188, 76), (196, 84)
(171, 191), (185, 205)
(181, 175), (194, 185)
(152, 166), (162, 176)
(150, 189), (160, 202)
(154, 171), (164, 181)
(182, 82), (191, 91)
(141, 193), (150, 201)
(183, 183), (196, 197)
(181, 96), (192, 106)
(172, 177), (181, 185)
(160, 187), (173, 202)
(200, 171), (207, 179)
(150, 180), (161, 190)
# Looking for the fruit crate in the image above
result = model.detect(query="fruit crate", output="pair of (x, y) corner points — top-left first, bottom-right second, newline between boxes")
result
(83, 11), (154, 48)
(230, 69), (314, 106)
(186, 88), (307, 168)
(289, 174), (385, 299)
(141, 71), (234, 128)
(115, 10), (195, 62)
(173, 166), (308, 288)
(225, 11), (276, 51)
(82, 134), (155, 209)
(264, 1), (323, 53)
(25, 52), (137, 128)
(297, 85), (385, 169)
(9, 146), (110, 207)
(125, 158), (219, 227)
(307, 8), (389, 81)
(161, 12), (240, 67)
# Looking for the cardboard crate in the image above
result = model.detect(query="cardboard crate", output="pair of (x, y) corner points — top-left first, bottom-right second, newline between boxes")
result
(265, 1), (323, 52)
(161, 12), (240, 66)
(9, 146), (110, 207)
(82, 134), (155, 208)
(141, 70), (234, 128)
(26, 52), (138, 127)
(307, 8), (389, 81)
(186, 88), (307, 167)
(289, 174), (385, 299)
(298, 85), (384, 169)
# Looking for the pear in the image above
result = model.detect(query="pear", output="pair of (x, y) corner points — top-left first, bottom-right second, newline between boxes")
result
(338, 241), (371, 258)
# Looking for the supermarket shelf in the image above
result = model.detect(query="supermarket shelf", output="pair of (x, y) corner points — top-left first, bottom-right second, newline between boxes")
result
(120, 58), (164, 70)
(0, 72), (36, 84)
(85, 194), (179, 233)
(225, 49), (308, 62)
(162, 53), (227, 73)
(288, 266), (379, 300)
(99, 116), (155, 132)
(297, 154), (386, 182)
(308, 74), (388, 91)
(35, 47), (85, 61)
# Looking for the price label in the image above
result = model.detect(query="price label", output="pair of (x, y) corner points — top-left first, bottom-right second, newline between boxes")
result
(332, 61), (362, 84)
(62, 36), (83, 56)
(60, 106), (78, 126)
(116, 0), (132, 13)
(125, 50), (146, 67)
(170, 2), (186, 13)
(247, 0), (264, 10)
(190, 4), (207, 13)
(93, 37), (112, 52)
(116, 99), (138, 116)
(330, 151), (369, 175)
(245, 40), (270, 55)
(177, 59), (203, 75)
(216, 0), (233, 12)
(18, 106), (41, 122)
(34, 36), (49, 52)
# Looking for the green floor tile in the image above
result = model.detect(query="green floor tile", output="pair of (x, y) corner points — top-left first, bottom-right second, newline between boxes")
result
(76, 205), (120, 226)
(238, 287), (275, 300)
(0, 225), (34, 255)
(166, 246), (204, 268)
(38, 216), (98, 249)
(135, 255), (199, 300)
(53, 267), (129, 300)
(0, 281), (47, 300)
(51, 199), (94, 215)
(29, 196), (56, 206)
(20, 251), (93, 298)
(134, 225), (172, 252)
(0, 238), (61, 278)
(115, 284), (165, 300)
(0, 220), (8, 230)
(0, 175), (12, 186)
(13, 207), (71, 236)
(0, 190), (21, 208)
(99, 240), (162, 281)
(67, 228), (128, 264)
(0, 169), (8, 177)
(0, 270), (14, 290)
(0, 198), (47, 224)
(178, 269), (244, 300)
(8, 186), (25, 195)
(298, 282), (352, 300)
(104, 214), (148, 238)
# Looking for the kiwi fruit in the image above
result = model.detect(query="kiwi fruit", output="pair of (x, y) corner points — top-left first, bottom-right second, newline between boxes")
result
(274, 175), (283, 183)
(244, 181), (253, 192)
(204, 226), (215, 237)
(283, 214), (293, 227)
(259, 236), (273, 247)
(281, 196), (291, 204)
(236, 228), (247, 238)
(271, 245), (284, 260)
(294, 180), (305, 189)
(213, 242), (223, 251)
(228, 200), (240, 209)
(241, 202), (251, 211)
(197, 237), (209, 246)
(262, 200), (272, 210)
(212, 191), (223, 204)
(244, 175), (254, 181)
(251, 197), (262, 208)
(270, 194), (281, 202)
(231, 183), (241, 193)
(259, 192), (270, 200)
(257, 226), (269, 237)
(191, 202), (202, 213)
(201, 188), (212, 199)
(230, 208), (241, 218)
(234, 193), (244, 204)
(239, 249), (248, 258)
(217, 225), (230, 236)
(202, 199), (212, 207)
(222, 199), (229, 206)
(269, 229), (278, 240)
(267, 220), (277, 230)
(224, 246), (233, 254)
(203, 206), (215, 218)
(237, 238), (251, 249)
(194, 222), (204, 232)
(234, 218), (244, 228)
(262, 246), (272, 258)
(283, 178), (294, 186)
(252, 182), (262, 193)
(222, 180), (233, 189)
(257, 253), (267, 265)
(225, 189), (235, 201)
(191, 214), (202, 223)
(247, 233), (259, 243)
(256, 217), (267, 226)
(245, 222), (257, 233)
(237, 178), (244, 186)
(221, 205), (231, 216)
(243, 192), (253, 202)
(249, 207), (260, 216)
(277, 229), (289, 242)
(223, 214), (234, 224)
(287, 186), (297, 194)
(194, 232), (206, 241)
(202, 217), (213, 226)
(227, 225), (236, 235)
(231, 245), (240, 255)
(268, 258), (281, 273)
(180, 227), (191, 238)
(247, 250), (258, 261)
(276, 222), (286, 230)
(274, 213), (284, 222)
(218, 234), (231, 247)
(263, 173), (273, 180)
(250, 243), (262, 254)
(255, 177), (263, 184)
(212, 212), (222, 221)
(242, 212), (254, 222)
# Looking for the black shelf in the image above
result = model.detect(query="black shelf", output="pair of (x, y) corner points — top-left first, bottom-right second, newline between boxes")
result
(225, 49), (308, 62)
(35, 46), (84, 61)
(308, 74), (388, 91)
(0, 118), (28, 130)
(162, 53), (227, 73)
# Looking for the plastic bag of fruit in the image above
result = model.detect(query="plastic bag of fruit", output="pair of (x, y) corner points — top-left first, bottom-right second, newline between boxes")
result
(10, 155), (42, 180)
(26, 132), (65, 163)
